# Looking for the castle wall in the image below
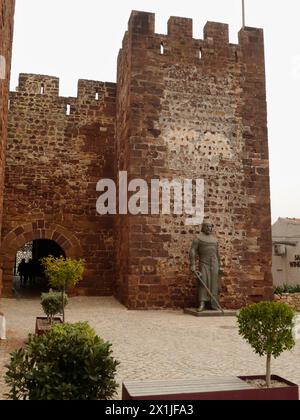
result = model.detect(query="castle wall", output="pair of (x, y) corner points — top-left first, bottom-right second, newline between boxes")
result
(1, 74), (116, 296)
(116, 11), (273, 309)
(0, 10), (273, 307)
(115, 32), (131, 304)
(0, 0), (15, 288)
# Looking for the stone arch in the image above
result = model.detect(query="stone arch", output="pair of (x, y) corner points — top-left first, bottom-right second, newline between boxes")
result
(0, 220), (83, 296)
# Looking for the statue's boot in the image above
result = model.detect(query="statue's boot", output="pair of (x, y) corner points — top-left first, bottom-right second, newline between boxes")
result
(197, 302), (205, 313)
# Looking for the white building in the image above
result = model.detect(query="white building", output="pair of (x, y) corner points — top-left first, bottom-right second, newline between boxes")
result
(272, 218), (300, 286)
(0, 312), (6, 340)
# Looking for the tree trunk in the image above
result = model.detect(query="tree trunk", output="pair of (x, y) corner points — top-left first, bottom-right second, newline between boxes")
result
(266, 354), (272, 388)
(62, 288), (65, 323)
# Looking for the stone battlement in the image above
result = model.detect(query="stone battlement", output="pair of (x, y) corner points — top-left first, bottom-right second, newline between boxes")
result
(0, 8), (273, 309)
(119, 11), (264, 64)
(16, 73), (116, 101)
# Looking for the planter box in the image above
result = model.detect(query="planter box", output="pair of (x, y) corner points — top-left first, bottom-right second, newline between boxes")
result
(35, 317), (63, 336)
(123, 376), (299, 401)
(238, 376), (299, 401)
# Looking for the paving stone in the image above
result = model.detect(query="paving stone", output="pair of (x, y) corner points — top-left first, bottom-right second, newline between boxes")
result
(1, 297), (299, 400)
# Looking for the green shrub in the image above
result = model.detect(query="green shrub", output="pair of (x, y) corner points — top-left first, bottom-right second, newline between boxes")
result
(41, 291), (68, 324)
(274, 284), (300, 295)
(41, 257), (85, 322)
(5, 322), (119, 400)
(237, 301), (296, 387)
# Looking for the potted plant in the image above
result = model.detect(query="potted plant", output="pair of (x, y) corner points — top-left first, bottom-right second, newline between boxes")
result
(35, 291), (68, 336)
(5, 322), (119, 400)
(236, 301), (299, 399)
(41, 256), (84, 322)
(123, 301), (299, 401)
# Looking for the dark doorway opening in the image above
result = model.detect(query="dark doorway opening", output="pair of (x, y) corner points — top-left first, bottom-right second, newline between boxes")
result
(14, 239), (65, 298)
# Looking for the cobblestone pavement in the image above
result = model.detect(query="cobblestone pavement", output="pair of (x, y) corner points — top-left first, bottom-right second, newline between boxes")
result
(1, 297), (300, 400)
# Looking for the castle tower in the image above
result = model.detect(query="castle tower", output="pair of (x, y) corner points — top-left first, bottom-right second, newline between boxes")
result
(0, 10), (273, 306)
(116, 11), (273, 309)
(0, 0), (15, 290)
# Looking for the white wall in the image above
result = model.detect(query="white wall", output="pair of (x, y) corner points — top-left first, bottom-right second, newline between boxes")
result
(272, 218), (300, 286)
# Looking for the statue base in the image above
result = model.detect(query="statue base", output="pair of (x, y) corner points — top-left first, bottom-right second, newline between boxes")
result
(184, 308), (237, 318)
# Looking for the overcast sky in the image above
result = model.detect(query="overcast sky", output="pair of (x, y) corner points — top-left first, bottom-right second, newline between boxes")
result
(10, 0), (300, 223)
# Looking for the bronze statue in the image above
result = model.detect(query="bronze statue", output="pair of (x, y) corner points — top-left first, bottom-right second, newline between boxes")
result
(189, 222), (221, 312)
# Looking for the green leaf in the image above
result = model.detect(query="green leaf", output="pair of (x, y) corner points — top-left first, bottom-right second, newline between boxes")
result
(237, 301), (296, 379)
(5, 322), (119, 400)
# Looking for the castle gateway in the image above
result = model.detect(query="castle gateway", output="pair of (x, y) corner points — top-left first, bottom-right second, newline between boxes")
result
(0, 10), (273, 309)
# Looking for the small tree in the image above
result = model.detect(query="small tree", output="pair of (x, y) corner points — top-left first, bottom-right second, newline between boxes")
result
(41, 257), (84, 322)
(237, 301), (296, 387)
(41, 291), (68, 324)
(5, 322), (119, 400)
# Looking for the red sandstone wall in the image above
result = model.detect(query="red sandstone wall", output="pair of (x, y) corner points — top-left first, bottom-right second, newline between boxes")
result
(0, 0), (15, 291)
(116, 11), (273, 309)
(1, 74), (116, 296)
(0, 0), (15, 238)
(116, 32), (131, 303)
(0, 9), (273, 307)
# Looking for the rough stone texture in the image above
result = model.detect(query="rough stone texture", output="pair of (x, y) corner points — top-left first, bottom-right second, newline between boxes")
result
(275, 294), (300, 312)
(0, 0), (15, 287)
(0, 11), (273, 308)
(0, 75), (116, 296)
(116, 12), (273, 309)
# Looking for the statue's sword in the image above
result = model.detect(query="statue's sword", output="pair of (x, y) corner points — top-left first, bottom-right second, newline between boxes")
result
(194, 271), (225, 314)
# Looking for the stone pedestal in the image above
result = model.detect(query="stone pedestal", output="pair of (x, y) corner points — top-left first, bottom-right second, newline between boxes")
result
(184, 308), (237, 317)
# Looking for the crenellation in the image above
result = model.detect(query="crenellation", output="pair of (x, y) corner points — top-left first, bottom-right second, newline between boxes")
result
(0, 9), (272, 308)
(204, 22), (229, 44)
(77, 79), (104, 99)
(17, 73), (60, 96)
(116, 11), (272, 309)
(239, 26), (264, 42)
(2, 68), (117, 296)
(77, 80), (117, 102)
(128, 10), (155, 35)
(167, 16), (193, 39)
(12, 75), (117, 115)
(122, 11), (267, 68)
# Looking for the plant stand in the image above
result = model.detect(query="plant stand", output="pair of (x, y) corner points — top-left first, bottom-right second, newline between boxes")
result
(35, 317), (63, 336)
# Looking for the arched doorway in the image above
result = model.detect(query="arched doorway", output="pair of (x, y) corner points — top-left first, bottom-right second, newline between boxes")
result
(0, 221), (82, 297)
(14, 239), (66, 297)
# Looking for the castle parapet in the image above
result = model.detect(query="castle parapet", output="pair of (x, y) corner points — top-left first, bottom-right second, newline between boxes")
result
(77, 80), (116, 102)
(167, 16), (193, 39)
(204, 22), (229, 45)
(121, 10), (264, 64)
(13, 74), (116, 104)
(17, 74), (59, 96)
(128, 10), (155, 35)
